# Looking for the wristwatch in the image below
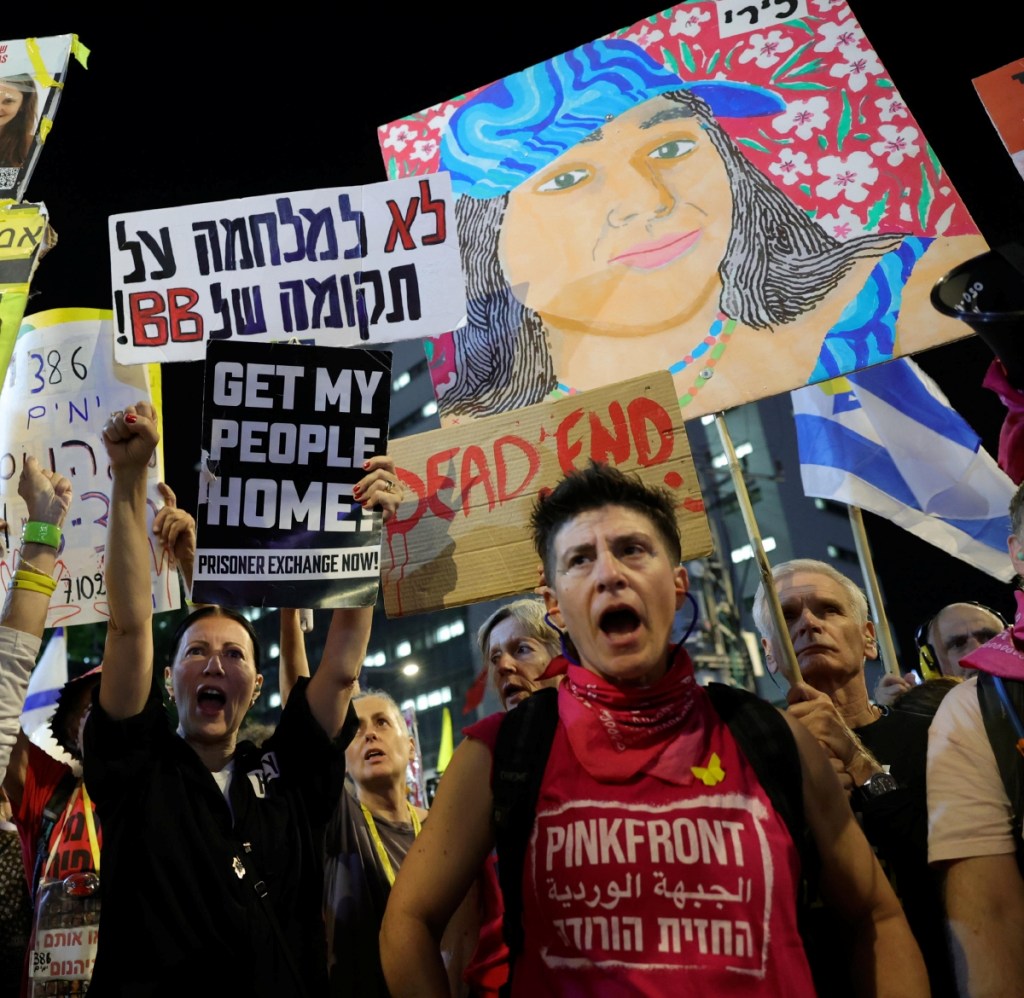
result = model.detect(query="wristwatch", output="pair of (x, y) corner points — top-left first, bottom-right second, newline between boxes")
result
(852, 770), (899, 809)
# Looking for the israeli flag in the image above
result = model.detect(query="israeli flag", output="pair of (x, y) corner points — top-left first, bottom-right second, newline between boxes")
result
(793, 357), (1016, 581)
(19, 627), (75, 766)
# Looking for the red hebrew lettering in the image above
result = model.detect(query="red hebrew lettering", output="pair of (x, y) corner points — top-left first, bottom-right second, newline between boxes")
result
(628, 397), (674, 466)
(386, 468), (428, 537)
(418, 179), (446, 245)
(494, 435), (540, 502)
(554, 408), (586, 474)
(129, 291), (169, 346)
(384, 198), (418, 253)
(425, 447), (459, 521)
(167, 288), (205, 342)
(460, 445), (497, 517)
(588, 402), (631, 466)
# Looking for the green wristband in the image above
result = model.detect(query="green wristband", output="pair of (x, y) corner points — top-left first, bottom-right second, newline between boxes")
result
(22, 521), (62, 548)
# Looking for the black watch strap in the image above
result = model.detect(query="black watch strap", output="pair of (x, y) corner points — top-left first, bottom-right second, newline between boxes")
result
(852, 770), (899, 809)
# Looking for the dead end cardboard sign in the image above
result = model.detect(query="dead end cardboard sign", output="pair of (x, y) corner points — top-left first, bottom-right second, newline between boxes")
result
(193, 341), (391, 609)
(383, 370), (710, 616)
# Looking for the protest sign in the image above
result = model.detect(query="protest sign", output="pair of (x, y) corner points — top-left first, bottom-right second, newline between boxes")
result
(0, 34), (86, 202)
(973, 57), (1024, 183)
(0, 308), (177, 628)
(382, 370), (710, 616)
(110, 174), (465, 365)
(382, 2), (985, 426)
(193, 340), (391, 608)
(0, 202), (53, 391)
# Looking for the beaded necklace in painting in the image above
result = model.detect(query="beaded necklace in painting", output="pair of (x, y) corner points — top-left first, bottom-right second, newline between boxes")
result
(549, 312), (737, 409)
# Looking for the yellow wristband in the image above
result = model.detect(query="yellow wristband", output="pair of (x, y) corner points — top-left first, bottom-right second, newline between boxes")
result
(13, 568), (57, 590)
(11, 578), (55, 596)
(13, 568), (56, 589)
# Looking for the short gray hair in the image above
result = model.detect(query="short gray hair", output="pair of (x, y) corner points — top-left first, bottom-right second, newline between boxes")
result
(476, 597), (561, 666)
(353, 687), (409, 736)
(752, 558), (868, 640)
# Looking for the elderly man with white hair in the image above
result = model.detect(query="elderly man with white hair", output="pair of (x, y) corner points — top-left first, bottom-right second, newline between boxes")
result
(753, 558), (955, 998)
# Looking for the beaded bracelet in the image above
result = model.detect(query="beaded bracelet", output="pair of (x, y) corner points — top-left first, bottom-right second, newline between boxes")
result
(12, 568), (57, 595)
(15, 557), (50, 577)
(22, 521), (62, 549)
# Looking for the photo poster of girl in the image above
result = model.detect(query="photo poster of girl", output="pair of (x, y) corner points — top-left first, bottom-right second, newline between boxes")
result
(379, 2), (986, 427)
(0, 34), (84, 202)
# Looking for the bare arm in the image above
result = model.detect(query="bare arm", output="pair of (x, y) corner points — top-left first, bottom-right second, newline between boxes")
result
(305, 455), (401, 736)
(941, 853), (1024, 997)
(1, 459), (72, 793)
(785, 712), (928, 997)
(98, 403), (159, 720)
(440, 878), (479, 998)
(381, 737), (496, 997)
(278, 608), (310, 708)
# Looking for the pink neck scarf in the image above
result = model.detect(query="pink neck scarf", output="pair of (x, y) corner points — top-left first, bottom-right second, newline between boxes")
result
(558, 645), (708, 785)
(962, 590), (1024, 680)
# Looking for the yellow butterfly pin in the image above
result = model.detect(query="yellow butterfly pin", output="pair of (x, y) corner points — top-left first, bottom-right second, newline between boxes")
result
(691, 752), (725, 787)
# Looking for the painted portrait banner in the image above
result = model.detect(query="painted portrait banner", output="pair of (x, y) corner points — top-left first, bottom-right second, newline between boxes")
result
(382, 370), (710, 617)
(109, 174), (465, 365)
(0, 308), (178, 628)
(193, 340), (391, 609)
(381, 1), (985, 426)
(0, 202), (53, 390)
(0, 35), (86, 202)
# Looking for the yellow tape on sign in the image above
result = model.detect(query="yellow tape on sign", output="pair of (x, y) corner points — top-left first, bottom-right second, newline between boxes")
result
(25, 38), (64, 89)
(71, 35), (91, 69)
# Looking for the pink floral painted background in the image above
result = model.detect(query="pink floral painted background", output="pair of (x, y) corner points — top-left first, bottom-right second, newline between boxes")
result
(381, 0), (975, 241)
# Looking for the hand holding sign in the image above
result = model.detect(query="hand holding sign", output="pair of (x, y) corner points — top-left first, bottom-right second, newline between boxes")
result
(153, 482), (197, 590)
(356, 455), (402, 522)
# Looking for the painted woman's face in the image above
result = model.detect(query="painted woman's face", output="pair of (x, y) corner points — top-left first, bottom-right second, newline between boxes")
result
(499, 97), (733, 336)
(0, 83), (25, 129)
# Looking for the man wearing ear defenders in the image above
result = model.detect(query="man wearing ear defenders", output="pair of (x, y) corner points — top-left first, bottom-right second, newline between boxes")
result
(916, 602), (1008, 681)
(874, 602), (1008, 707)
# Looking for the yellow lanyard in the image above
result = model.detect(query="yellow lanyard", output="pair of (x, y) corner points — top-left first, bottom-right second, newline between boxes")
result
(359, 801), (421, 887)
(42, 780), (100, 882)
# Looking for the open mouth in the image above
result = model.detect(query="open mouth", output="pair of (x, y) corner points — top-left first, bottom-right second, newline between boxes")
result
(503, 684), (531, 708)
(599, 607), (642, 636)
(364, 748), (386, 762)
(197, 686), (226, 713)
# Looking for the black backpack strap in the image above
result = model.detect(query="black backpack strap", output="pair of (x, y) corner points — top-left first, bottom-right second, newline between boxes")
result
(491, 686), (559, 992)
(976, 671), (1024, 873)
(705, 684), (808, 861)
(31, 767), (80, 898)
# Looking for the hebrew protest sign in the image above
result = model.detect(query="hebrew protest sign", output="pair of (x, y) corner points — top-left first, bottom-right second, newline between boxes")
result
(0, 202), (53, 391)
(110, 174), (465, 365)
(193, 340), (391, 608)
(382, 1), (985, 426)
(382, 370), (710, 616)
(0, 308), (178, 628)
(0, 34), (85, 202)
